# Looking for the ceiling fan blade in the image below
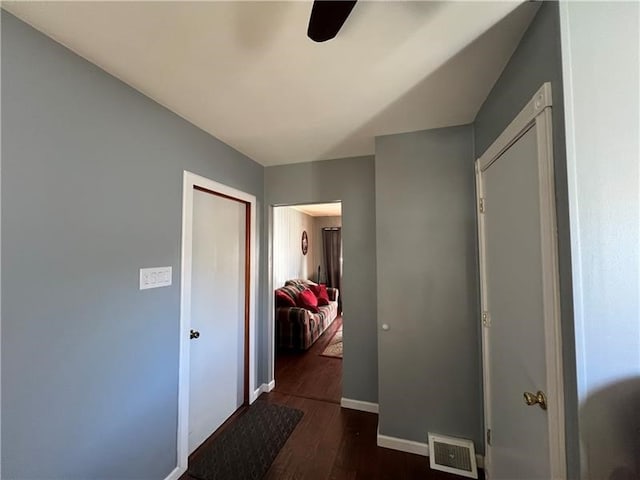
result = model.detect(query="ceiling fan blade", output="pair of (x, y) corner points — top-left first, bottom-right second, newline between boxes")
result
(307, 0), (357, 43)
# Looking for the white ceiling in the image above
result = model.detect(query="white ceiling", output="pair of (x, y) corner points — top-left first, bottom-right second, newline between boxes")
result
(3, 1), (538, 166)
(290, 203), (342, 217)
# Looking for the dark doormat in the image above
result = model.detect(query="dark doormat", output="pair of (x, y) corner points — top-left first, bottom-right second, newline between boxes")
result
(188, 401), (303, 480)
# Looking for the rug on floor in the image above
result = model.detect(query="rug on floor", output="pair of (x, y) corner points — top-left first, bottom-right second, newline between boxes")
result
(188, 401), (303, 480)
(320, 325), (343, 358)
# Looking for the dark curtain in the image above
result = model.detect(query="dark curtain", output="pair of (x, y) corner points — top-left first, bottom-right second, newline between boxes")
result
(322, 228), (342, 307)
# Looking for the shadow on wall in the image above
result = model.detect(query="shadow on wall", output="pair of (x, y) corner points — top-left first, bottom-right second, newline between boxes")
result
(580, 377), (640, 480)
(317, 2), (539, 160)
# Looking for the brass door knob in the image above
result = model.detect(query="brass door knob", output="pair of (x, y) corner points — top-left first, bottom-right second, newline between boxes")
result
(190, 329), (200, 340)
(523, 390), (547, 410)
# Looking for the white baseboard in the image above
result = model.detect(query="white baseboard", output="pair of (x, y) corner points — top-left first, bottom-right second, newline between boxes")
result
(163, 466), (183, 480)
(251, 379), (276, 402)
(377, 431), (429, 456)
(340, 397), (379, 413)
(376, 430), (484, 468)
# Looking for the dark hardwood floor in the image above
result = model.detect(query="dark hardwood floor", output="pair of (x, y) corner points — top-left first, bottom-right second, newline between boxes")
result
(183, 314), (482, 480)
(261, 391), (476, 480)
(274, 315), (343, 404)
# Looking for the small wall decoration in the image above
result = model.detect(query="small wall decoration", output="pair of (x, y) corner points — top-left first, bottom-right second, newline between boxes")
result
(301, 230), (309, 255)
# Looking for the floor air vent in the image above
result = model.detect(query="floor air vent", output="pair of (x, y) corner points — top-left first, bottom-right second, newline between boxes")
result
(428, 433), (478, 479)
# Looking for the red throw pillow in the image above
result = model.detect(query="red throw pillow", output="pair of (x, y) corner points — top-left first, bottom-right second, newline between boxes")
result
(310, 284), (330, 306)
(275, 289), (296, 308)
(296, 288), (319, 313)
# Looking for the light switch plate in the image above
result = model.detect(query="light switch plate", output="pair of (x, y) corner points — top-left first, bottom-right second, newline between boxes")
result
(140, 266), (172, 290)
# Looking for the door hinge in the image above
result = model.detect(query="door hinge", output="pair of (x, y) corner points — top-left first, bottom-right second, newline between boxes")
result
(479, 197), (485, 213)
(482, 311), (491, 327)
(487, 428), (492, 446)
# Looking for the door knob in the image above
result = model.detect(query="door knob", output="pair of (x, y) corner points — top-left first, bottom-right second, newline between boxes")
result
(190, 329), (200, 340)
(523, 390), (547, 410)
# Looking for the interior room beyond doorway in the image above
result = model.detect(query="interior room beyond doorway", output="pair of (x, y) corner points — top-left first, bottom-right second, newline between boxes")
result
(272, 202), (343, 403)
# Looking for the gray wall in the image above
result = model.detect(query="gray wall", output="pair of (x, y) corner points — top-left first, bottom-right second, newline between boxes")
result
(375, 125), (483, 449)
(1, 12), (264, 479)
(473, 2), (579, 475)
(559, 2), (640, 479)
(265, 157), (378, 402)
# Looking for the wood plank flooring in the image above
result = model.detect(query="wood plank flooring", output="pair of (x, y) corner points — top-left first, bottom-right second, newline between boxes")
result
(183, 314), (483, 479)
(261, 391), (475, 480)
(273, 316), (343, 404)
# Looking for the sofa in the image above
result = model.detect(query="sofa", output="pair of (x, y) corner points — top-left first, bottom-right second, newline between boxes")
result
(275, 279), (339, 350)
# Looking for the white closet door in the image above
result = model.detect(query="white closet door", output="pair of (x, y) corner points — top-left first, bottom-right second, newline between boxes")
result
(481, 126), (551, 479)
(188, 188), (246, 454)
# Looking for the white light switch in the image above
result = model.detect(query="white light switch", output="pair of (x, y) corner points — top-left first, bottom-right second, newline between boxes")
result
(140, 266), (172, 290)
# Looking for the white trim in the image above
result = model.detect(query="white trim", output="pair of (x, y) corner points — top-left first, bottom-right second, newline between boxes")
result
(536, 106), (567, 480)
(163, 467), (182, 480)
(475, 160), (492, 476)
(177, 171), (258, 475)
(376, 430), (485, 468)
(478, 82), (552, 172)
(251, 380), (276, 401)
(377, 432), (428, 456)
(0, 11), (3, 477)
(340, 398), (379, 413)
(475, 82), (566, 479)
(267, 205), (276, 387)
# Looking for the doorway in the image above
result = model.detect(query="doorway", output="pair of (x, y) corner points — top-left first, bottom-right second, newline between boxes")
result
(271, 202), (343, 403)
(176, 171), (258, 473)
(476, 83), (565, 478)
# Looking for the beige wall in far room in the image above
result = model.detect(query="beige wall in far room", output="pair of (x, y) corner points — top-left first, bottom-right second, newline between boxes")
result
(273, 206), (316, 288)
(314, 216), (342, 284)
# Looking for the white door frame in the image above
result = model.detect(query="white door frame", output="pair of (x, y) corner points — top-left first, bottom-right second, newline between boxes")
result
(175, 171), (258, 478)
(475, 83), (566, 479)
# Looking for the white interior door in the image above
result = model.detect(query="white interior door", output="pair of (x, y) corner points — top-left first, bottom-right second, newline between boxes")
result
(189, 188), (246, 454)
(477, 86), (564, 480)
